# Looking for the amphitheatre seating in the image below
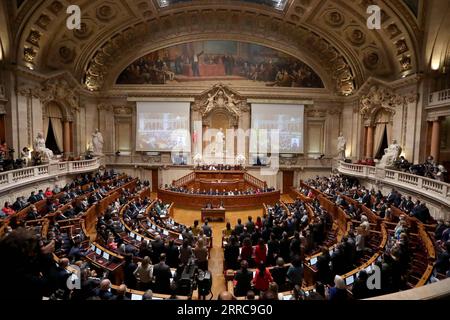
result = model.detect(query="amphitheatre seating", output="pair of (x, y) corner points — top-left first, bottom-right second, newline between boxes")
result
(158, 170), (280, 209)
(300, 177), (439, 291)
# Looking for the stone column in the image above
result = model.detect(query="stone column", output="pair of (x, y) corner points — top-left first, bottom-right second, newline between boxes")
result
(430, 118), (441, 162)
(366, 126), (374, 159)
(63, 120), (71, 156)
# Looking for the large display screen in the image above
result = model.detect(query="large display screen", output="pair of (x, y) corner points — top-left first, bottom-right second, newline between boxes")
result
(250, 103), (304, 154)
(136, 102), (191, 152)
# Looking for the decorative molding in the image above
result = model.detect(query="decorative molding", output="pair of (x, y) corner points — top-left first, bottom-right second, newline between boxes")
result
(193, 83), (250, 126)
(359, 85), (410, 124)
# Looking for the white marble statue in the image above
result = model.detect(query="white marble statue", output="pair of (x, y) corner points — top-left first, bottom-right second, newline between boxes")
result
(215, 128), (224, 156)
(378, 139), (402, 168)
(34, 132), (54, 160)
(92, 129), (104, 155)
(337, 132), (347, 160)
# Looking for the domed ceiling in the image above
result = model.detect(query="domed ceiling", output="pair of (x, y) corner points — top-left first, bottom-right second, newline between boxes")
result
(7, 0), (423, 95)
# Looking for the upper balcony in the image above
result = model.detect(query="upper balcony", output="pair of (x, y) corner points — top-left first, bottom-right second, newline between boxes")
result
(0, 158), (102, 195)
(337, 161), (450, 210)
(428, 89), (450, 108)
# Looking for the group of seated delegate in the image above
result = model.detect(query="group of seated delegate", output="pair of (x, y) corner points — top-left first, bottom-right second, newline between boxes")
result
(195, 164), (243, 171)
(0, 170), (137, 220)
(304, 175), (450, 288)
(303, 174), (434, 224)
(165, 185), (276, 195)
(0, 171), (160, 300)
(0, 178), (201, 300)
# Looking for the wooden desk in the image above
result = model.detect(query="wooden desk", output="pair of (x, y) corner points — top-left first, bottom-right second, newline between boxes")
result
(158, 189), (280, 209)
(201, 208), (226, 222)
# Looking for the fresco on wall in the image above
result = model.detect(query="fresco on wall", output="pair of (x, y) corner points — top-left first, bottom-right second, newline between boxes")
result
(116, 40), (324, 88)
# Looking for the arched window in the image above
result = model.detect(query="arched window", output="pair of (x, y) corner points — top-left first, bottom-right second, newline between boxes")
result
(44, 102), (64, 154)
(373, 109), (393, 159)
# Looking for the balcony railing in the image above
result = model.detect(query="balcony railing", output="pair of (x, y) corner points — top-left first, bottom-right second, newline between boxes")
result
(429, 89), (450, 107)
(0, 158), (101, 194)
(337, 161), (450, 207)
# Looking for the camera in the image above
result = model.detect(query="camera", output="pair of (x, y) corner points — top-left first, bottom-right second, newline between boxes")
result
(176, 258), (212, 299)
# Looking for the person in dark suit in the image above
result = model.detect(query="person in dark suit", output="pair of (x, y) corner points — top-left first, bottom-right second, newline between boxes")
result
(12, 197), (25, 212)
(50, 258), (72, 295)
(316, 247), (332, 285)
(64, 205), (76, 218)
(435, 241), (450, 273)
(352, 270), (372, 299)
(26, 205), (40, 221)
(361, 190), (371, 207)
(151, 235), (165, 263)
(165, 239), (180, 268)
(331, 244), (346, 277)
(94, 279), (114, 300)
(202, 220), (212, 238)
(152, 253), (172, 294)
(224, 235), (240, 270)
(234, 218), (244, 235)
(270, 257), (288, 290)
(123, 254), (137, 289)
(28, 191), (39, 204)
(233, 260), (253, 297)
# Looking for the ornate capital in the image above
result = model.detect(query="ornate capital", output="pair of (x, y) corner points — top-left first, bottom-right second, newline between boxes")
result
(306, 108), (327, 117)
(359, 85), (406, 119)
(114, 106), (133, 115)
(97, 103), (112, 112)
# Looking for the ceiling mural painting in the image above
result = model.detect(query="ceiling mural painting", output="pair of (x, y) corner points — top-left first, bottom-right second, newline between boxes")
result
(10, 0), (423, 95)
(116, 40), (325, 88)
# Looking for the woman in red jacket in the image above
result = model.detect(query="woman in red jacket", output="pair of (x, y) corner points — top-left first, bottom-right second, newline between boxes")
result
(252, 262), (273, 293)
(44, 187), (53, 198)
(2, 202), (16, 216)
(254, 238), (267, 266)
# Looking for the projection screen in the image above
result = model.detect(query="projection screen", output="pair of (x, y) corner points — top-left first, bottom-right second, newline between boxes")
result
(136, 102), (191, 152)
(250, 103), (304, 154)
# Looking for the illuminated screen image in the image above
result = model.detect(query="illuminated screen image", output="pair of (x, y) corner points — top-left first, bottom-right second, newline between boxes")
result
(250, 103), (304, 154)
(136, 102), (191, 152)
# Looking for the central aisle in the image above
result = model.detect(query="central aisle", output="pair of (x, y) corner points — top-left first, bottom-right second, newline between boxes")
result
(172, 206), (264, 299)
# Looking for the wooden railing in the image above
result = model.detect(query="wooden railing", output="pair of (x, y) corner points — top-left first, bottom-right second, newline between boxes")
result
(0, 158), (102, 194)
(172, 172), (196, 187)
(337, 161), (450, 208)
(243, 172), (267, 189)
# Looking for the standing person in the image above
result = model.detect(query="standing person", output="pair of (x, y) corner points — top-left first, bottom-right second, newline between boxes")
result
(252, 262), (273, 294)
(153, 253), (172, 294)
(133, 256), (153, 291)
(179, 239), (193, 266)
(202, 219), (212, 238)
(191, 51), (204, 77)
(233, 260), (253, 297)
(193, 238), (208, 271)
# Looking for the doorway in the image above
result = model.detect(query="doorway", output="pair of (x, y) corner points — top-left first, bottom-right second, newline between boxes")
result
(282, 170), (294, 194)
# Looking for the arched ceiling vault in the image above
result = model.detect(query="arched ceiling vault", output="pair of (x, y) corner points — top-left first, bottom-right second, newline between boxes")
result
(11, 0), (421, 95)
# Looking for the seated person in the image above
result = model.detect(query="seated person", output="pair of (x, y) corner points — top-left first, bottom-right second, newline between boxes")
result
(2, 202), (16, 217)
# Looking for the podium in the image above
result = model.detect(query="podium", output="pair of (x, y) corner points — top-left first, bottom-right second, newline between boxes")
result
(201, 208), (225, 222)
